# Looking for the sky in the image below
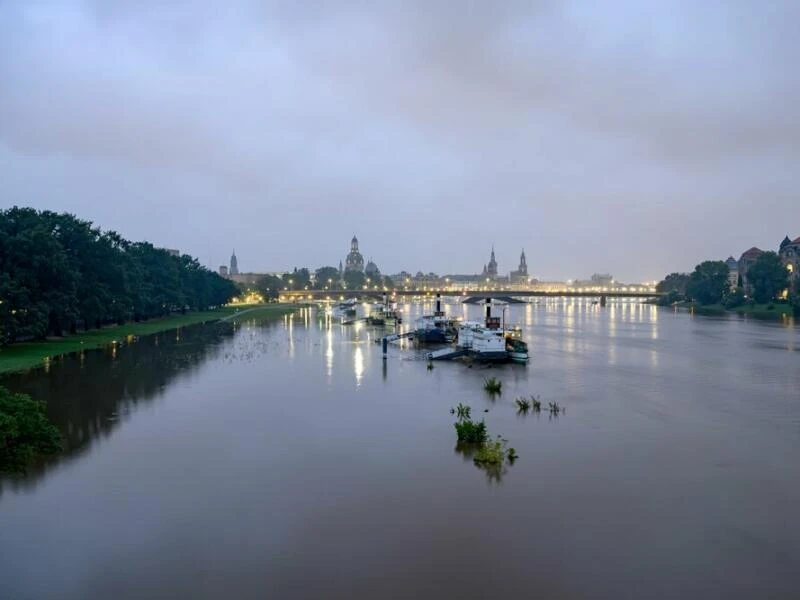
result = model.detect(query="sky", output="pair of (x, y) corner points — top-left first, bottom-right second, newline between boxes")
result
(1, 0), (798, 282)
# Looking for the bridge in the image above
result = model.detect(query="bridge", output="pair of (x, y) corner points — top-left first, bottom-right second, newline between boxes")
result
(280, 289), (661, 303)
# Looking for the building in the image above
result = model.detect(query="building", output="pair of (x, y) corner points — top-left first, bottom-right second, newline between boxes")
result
(365, 258), (380, 280)
(779, 235), (800, 284)
(724, 256), (739, 290)
(230, 250), (239, 276)
(738, 247), (763, 294)
(482, 246), (498, 279)
(509, 249), (528, 283)
(344, 235), (365, 273)
(219, 265), (229, 277)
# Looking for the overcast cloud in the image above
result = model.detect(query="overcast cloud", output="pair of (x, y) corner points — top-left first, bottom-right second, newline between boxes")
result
(1, 0), (798, 281)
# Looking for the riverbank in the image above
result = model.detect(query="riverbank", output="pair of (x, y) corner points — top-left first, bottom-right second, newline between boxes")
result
(683, 302), (795, 319)
(0, 304), (296, 374)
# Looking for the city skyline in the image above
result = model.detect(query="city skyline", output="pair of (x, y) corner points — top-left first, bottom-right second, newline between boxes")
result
(2, 1), (798, 281)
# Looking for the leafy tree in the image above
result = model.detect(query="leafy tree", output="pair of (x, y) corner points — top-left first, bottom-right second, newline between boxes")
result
(314, 266), (340, 289)
(255, 274), (284, 299)
(724, 287), (746, 309)
(686, 261), (729, 305)
(656, 272), (690, 296)
(0, 207), (237, 343)
(282, 267), (311, 289)
(791, 278), (800, 315)
(382, 275), (395, 289)
(0, 386), (61, 472)
(343, 270), (366, 289)
(747, 251), (789, 303)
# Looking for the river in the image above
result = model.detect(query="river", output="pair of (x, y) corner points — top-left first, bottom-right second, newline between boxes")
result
(1, 300), (798, 599)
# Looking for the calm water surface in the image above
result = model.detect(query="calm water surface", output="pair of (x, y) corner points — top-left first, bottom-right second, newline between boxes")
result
(1, 301), (799, 599)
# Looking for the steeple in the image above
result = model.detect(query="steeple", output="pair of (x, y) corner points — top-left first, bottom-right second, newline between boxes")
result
(229, 249), (239, 276)
(518, 248), (528, 276)
(487, 245), (498, 278)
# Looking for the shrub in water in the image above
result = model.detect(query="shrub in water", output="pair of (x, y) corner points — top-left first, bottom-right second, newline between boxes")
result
(0, 386), (62, 473)
(515, 397), (531, 412)
(454, 419), (488, 444)
(483, 377), (502, 394)
(473, 438), (507, 465)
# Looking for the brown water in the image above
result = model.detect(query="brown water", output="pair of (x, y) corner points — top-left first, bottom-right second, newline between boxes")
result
(1, 301), (799, 599)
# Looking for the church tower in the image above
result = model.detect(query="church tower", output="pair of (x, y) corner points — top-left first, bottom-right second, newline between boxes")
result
(487, 246), (498, 278)
(230, 249), (239, 276)
(518, 249), (528, 277)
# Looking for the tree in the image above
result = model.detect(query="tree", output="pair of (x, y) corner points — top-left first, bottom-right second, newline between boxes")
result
(314, 266), (340, 289)
(686, 261), (729, 305)
(0, 207), (238, 343)
(343, 270), (366, 289)
(724, 287), (746, 309)
(0, 386), (61, 472)
(656, 272), (690, 295)
(283, 267), (311, 289)
(255, 274), (284, 299)
(791, 278), (800, 315)
(382, 275), (395, 289)
(747, 251), (789, 303)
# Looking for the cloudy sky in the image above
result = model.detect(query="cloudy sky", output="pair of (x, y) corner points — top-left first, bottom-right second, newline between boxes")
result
(1, 0), (798, 281)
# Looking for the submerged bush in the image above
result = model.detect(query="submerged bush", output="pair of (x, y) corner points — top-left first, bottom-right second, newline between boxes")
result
(0, 386), (62, 473)
(515, 397), (531, 412)
(473, 438), (507, 465)
(483, 377), (502, 394)
(454, 419), (488, 444)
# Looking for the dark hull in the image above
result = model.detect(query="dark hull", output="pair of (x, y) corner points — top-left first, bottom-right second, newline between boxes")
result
(414, 329), (455, 344)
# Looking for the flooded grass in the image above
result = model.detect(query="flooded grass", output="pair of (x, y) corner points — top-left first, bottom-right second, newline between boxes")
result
(483, 377), (502, 394)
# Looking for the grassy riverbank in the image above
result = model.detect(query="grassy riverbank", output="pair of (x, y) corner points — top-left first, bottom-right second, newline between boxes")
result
(682, 302), (795, 319)
(0, 304), (296, 374)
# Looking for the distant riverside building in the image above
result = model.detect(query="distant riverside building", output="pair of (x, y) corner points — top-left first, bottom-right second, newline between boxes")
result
(365, 258), (380, 279)
(509, 249), (528, 283)
(738, 247), (763, 294)
(481, 246), (498, 279)
(219, 265), (229, 277)
(724, 256), (739, 290)
(230, 250), (239, 276)
(344, 235), (365, 273)
(779, 235), (800, 284)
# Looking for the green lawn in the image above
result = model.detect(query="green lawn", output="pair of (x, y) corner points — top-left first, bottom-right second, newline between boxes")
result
(0, 304), (296, 374)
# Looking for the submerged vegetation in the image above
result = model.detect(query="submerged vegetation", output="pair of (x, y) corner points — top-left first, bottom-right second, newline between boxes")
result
(451, 404), (515, 481)
(0, 386), (61, 473)
(483, 377), (502, 394)
(454, 419), (488, 445)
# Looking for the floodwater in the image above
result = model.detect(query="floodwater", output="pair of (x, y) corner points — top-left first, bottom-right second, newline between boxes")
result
(1, 300), (799, 599)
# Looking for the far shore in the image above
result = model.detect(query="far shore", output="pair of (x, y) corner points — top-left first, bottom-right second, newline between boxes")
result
(0, 304), (296, 375)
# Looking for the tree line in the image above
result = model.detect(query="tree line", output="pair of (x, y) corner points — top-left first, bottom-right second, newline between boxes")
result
(253, 266), (395, 299)
(657, 251), (798, 311)
(0, 207), (238, 344)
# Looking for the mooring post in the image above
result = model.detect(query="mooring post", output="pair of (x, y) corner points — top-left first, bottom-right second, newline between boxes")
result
(382, 336), (388, 360)
(600, 295), (607, 307)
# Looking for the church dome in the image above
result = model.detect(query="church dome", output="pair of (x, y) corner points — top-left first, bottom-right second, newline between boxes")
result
(365, 260), (380, 277)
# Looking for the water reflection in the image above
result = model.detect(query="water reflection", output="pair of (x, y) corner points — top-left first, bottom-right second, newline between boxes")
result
(0, 322), (238, 495)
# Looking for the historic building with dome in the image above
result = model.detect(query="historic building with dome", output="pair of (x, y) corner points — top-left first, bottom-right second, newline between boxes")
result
(344, 235), (365, 273)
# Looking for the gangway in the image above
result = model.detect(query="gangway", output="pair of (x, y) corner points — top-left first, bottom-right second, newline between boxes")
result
(426, 347), (468, 361)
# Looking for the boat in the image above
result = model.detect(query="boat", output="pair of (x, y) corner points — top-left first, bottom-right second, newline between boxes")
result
(414, 313), (459, 343)
(413, 293), (459, 343)
(456, 299), (529, 363)
(457, 320), (508, 362)
(505, 336), (529, 363)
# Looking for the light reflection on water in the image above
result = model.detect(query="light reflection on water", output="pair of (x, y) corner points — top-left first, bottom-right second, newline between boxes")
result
(0, 300), (798, 600)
